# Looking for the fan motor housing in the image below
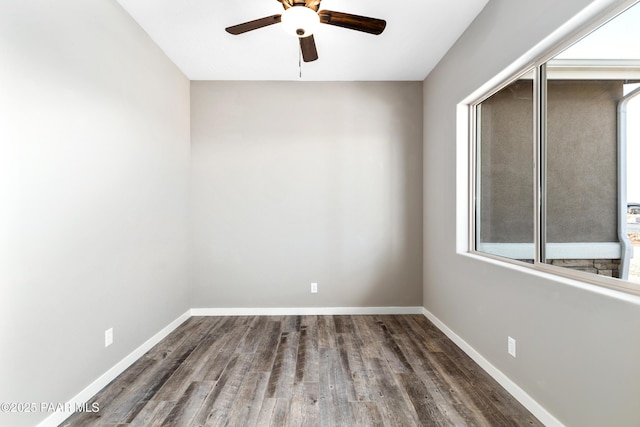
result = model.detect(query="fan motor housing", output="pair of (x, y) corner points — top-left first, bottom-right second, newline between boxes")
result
(281, 5), (320, 37)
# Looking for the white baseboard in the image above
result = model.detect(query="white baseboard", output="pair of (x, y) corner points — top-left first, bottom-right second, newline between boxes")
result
(37, 310), (191, 427)
(38, 306), (418, 426)
(38, 306), (557, 427)
(421, 308), (563, 427)
(190, 306), (424, 316)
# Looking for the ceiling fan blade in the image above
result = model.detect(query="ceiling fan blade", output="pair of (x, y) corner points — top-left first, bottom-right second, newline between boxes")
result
(318, 10), (386, 35)
(299, 35), (319, 62)
(225, 14), (282, 35)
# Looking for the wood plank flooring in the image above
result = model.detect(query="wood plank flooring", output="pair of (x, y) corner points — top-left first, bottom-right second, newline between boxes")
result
(61, 315), (542, 427)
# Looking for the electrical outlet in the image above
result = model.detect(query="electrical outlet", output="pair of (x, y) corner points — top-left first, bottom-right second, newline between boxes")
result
(508, 336), (516, 357)
(311, 282), (318, 293)
(105, 328), (113, 348)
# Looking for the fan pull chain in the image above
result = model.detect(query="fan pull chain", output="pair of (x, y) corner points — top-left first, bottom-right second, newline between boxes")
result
(298, 45), (302, 79)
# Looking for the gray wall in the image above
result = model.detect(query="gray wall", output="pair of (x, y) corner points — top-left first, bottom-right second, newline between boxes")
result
(423, 0), (640, 426)
(190, 81), (423, 308)
(0, 1), (190, 426)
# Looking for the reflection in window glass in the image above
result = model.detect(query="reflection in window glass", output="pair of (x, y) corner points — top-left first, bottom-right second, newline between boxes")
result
(544, 2), (640, 282)
(626, 90), (640, 283)
(544, 79), (621, 276)
(476, 78), (534, 261)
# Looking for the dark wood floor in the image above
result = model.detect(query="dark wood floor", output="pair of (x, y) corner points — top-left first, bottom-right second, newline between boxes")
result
(62, 315), (541, 426)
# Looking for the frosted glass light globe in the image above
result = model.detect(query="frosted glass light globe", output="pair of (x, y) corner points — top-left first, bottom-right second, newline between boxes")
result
(281, 6), (320, 38)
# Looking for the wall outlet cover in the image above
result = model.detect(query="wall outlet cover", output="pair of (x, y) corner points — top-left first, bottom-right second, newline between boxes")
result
(508, 336), (516, 357)
(105, 328), (114, 347)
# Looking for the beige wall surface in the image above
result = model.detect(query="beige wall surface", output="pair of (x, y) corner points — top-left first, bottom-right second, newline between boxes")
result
(190, 81), (423, 308)
(479, 79), (535, 243)
(423, 0), (640, 426)
(0, 1), (191, 426)
(547, 79), (621, 243)
(480, 79), (621, 244)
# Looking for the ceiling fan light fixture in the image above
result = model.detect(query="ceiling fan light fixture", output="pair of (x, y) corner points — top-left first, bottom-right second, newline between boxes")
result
(281, 6), (320, 38)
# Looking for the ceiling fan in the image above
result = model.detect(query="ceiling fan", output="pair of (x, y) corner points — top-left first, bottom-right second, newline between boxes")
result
(225, 0), (386, 63)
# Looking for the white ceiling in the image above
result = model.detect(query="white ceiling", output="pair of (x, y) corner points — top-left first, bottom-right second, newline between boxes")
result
(115, 0), (489, 81)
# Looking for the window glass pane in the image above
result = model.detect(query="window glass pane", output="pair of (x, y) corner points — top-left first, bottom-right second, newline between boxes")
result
(476, 77), (534, 261)
(544, 2), (640, 283)
(626, 90), (640, 283)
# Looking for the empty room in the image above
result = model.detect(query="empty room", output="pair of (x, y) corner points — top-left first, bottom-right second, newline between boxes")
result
(2, 0), (640, 426)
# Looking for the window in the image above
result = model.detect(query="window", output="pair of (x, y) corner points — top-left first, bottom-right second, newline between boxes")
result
(472, 1), (640, 294)
(475, 76), (534, 262)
